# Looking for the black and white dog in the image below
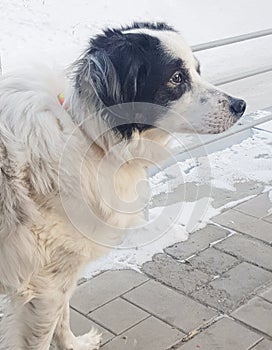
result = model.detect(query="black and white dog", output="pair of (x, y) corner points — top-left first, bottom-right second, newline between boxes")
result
(0, 22), (245, 349)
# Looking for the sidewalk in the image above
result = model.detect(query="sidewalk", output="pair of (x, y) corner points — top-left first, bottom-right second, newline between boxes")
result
(68, 191), (272, 350)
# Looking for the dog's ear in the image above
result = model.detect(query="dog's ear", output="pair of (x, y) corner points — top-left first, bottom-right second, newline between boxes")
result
(121, 58), (147, 103)
(74, 33), (149, 107)
(88, 49), (146, 106)
(75, 50), (122, 107)
(89, 50), (123, 106)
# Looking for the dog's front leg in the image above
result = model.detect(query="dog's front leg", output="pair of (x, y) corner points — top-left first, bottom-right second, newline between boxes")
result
(0, 287), (66, 350)
(54, 302), (101, 350)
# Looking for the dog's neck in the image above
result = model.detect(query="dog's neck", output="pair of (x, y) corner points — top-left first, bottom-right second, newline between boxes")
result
(65, 87), (173, 175)
(56, 88), (174, 234)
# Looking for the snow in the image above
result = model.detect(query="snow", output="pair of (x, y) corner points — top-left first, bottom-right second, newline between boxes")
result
(0, 1), (272, 277)
(1, 0), (272, 72)
(256, 120), (272, 133)
(149, 127), (272, 198)
(83, 128), (272, 277)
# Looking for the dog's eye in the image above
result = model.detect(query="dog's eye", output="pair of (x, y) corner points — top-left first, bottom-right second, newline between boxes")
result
(169, 71), (182, 85)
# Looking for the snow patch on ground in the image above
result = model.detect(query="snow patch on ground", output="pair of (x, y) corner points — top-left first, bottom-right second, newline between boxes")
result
(83, 129), (272, 277)
(1, 0), (272, 72)
(151, 128), (272, 197)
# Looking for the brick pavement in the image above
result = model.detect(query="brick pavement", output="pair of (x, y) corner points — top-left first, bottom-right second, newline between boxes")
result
(65, 191), (272, 350)
(0, 184), (271, 350)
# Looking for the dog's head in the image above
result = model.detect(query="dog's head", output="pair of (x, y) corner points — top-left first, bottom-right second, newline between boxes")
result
(73, 22), (246, 138)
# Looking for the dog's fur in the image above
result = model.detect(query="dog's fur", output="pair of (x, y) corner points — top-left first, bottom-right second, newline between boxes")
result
(0, 22), (245, 349)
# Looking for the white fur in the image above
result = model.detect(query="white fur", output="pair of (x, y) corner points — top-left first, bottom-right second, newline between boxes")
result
(0, 29), (243, 350)
(0, 63), (172, 349)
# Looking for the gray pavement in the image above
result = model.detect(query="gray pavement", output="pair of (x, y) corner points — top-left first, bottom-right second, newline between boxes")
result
(66, 191), (272, 350)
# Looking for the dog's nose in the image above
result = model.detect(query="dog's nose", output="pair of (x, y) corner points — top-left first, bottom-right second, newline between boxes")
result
(229, 98), (246, 118)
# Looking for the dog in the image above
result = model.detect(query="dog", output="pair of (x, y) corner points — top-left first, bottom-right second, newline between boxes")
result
(0, 22), (246, 349)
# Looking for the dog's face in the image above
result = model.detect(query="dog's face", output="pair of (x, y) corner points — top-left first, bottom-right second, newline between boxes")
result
(74, 22), (246, 137)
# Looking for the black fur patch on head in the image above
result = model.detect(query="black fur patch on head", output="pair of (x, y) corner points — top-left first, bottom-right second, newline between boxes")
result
(120, 22), (176, 32)
(74, 23), (191, 138)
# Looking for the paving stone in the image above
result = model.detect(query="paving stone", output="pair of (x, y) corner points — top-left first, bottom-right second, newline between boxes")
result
(232, 297), (272, 337)
(142, 253), (211, 294)
(214, 233), (272, 271)
(234, 192), (272, 218)
(259, 283), (272, 302)
(89, 298), (149, 335)
(193, 262), (272, 312)
(70, 309), (114, 344)
(187, 247), (238, 275)
(123, 280), (217, 333)
(251, 339), (272, 350)
(175, 317), (262, 350)
(212, 209), (272, 243)
(101, 316), (183, 350)
(71, 270), (148, 313)
(165, 225), (229, 259)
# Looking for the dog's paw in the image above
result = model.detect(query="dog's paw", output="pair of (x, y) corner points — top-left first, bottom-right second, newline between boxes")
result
(55, 328), (102, 350)
(74, 328), (102, 350)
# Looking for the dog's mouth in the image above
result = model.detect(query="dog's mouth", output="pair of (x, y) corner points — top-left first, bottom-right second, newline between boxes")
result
(204, 114), (240, 134)
(196, 95), (246, 135)
(208, 98), (246, 134)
